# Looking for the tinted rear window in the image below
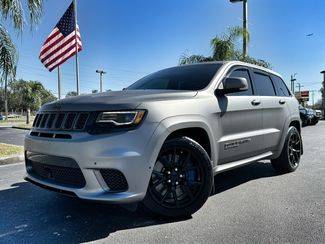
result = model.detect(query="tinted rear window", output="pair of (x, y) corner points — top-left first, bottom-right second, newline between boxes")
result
(253, 72), (276, 96)
(127, 64), (222, 91)
(272, 75), (290, 97)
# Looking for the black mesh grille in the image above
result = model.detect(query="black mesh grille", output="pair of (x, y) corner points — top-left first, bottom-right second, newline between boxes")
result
(46, 114), (56, 128)
(64, 113), (77, 130)
(33, 112), (89, 131)
(35, 114), (43, 127)
(40, 114), (49, 128)
(75, 113), (89, 130)
(100, 169), (128, 192)
(33, 114), (39, 127)
(26, 157), (86, 188)
(54, 113), (66, 129)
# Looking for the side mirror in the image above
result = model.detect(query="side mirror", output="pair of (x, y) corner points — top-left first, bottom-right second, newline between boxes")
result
(215, 77), (248, 95)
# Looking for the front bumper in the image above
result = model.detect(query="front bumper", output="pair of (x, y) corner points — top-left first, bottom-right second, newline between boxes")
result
(24, 121), (160, 204)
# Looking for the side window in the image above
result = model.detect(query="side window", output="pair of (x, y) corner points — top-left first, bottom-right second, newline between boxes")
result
(227, 69), (253, 96)
(253, 72), (276, 96)
(272, 75), (290, 97)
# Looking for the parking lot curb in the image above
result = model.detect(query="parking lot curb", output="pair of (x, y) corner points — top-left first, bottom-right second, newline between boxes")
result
(0, 154), (24, 166)
(12, 126), (31, 131)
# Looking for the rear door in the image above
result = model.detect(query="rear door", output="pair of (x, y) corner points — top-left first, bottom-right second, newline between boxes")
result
(251, 70), (290, 151)
(217, 66), (264, 164)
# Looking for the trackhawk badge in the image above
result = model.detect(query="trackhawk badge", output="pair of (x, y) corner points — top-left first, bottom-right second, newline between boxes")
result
(224, 138), (252, 150)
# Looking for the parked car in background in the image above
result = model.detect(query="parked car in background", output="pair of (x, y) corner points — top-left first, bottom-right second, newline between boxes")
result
(315, 110), (322, 119)
(0, 115), (5, 121)
(299, 106), (310, 127)
(308, 109), (319, 125)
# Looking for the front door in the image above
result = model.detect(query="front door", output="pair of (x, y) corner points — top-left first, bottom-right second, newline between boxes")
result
(216, 66), (264, 164)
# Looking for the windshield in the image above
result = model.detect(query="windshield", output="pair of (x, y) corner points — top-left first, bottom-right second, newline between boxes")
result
(127, 63), (222, 91)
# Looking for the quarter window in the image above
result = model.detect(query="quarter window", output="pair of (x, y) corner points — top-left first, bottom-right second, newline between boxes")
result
(227, 69), (253, 96)
(272, 75), (290, 97)
(253, 72), (276, 96)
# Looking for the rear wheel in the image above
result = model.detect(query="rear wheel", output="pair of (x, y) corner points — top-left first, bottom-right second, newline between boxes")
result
(143, 137), (213, 218)
(271, 126), (302, 174)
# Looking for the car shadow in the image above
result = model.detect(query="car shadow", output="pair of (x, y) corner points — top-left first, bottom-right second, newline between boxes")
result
(212, 160), (278, 195)
(0, 181), (186, 243)
(0, 160), (278, 243)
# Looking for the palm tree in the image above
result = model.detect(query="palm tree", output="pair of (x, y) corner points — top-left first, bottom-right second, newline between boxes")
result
(180, 26), (270, 68)
(0, 0), (43, 119)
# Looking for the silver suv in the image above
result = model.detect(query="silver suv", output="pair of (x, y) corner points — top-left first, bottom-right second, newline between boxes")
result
(25, 61), (303, 217)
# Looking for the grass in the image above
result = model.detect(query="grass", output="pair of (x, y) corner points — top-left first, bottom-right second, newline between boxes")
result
(0, 143), (23, 158)
(0, 116), (34, 129)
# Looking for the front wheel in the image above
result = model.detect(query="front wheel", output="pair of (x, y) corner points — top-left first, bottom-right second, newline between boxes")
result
(142, 136), (213, 218)
(271, 126), (302, 174)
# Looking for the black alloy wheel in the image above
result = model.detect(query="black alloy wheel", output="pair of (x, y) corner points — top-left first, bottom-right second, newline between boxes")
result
(287, 131), (301, 168)
(143, 137), (213, 218)
(271, 126), (302, 174)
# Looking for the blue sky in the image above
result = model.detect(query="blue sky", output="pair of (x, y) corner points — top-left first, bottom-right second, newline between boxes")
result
(13, 0), (325, 103)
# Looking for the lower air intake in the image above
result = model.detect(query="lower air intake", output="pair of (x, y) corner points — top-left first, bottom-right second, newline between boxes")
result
(100, 169), (128, 192)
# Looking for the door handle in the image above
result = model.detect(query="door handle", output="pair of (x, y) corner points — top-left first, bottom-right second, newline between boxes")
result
(279, 100), (286, 105)
(251, 100), (261, 106)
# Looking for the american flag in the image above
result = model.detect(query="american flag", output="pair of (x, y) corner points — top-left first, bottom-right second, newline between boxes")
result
(39, 2), (82, 72)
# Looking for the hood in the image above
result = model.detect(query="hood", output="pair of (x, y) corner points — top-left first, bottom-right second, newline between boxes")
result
(41, 90), (198, 112)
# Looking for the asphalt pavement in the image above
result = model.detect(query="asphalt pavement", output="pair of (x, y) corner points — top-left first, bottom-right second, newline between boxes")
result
(0, 123), (324, 243)
(0, 127), (27, 146)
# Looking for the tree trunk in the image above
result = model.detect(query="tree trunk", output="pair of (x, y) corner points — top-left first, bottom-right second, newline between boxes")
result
(26, 109), (30, 124)
(4, 74), (8, 120)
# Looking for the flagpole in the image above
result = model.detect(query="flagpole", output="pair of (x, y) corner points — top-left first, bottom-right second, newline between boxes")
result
(73, 0), (80, 95)
(57, 66), (61, 99)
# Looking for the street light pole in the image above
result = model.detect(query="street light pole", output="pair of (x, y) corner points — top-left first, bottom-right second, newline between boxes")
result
(290, 73), (297, 94)
(230, 0), (248, 57)
(96, 69), (106, 93)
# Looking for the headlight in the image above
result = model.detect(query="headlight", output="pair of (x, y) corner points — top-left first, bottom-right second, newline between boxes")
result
(96, 110), (146, 126)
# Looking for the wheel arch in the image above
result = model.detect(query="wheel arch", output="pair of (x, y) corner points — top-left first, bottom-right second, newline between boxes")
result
(166, 127), (212, 158)
(147, 116), (217, 172)
(289, 120), (301, 134)
(274, 117), (303, 159)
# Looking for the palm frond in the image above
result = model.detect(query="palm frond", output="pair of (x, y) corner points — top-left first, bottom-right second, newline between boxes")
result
(0, 25), (17, 79)
(210, 37), (234, 60)
(0, 0), (24, 32)
(226, 26), (250, 43)
(179, 54), (213, 65)
(27, 0), (43, 29)
(234, 51), (271, 68)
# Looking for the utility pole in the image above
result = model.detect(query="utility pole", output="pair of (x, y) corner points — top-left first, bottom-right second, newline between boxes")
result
(290, 73), (297, 94)
(230, 0), (248, 57)
(321, 70), (325, 118)
(96, 69), (106, 93)
(57, 66), (61, 99)
(73, 0), (80, 95)
(296, 82), (303, 92)
(243, 0), (248, 57)
(310, 90), (316, 108)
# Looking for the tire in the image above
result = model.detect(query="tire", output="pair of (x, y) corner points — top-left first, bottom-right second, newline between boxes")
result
(142, 136), (213, 218)
(271, 126), (302, 174)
